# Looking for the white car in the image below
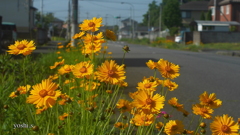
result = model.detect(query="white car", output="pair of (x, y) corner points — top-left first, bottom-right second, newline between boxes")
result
(175, 36), (181, 43)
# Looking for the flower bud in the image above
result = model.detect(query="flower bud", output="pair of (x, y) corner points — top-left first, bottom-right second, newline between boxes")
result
(4, 105), (9, 109)
(32, 126), (39, 131)
(163, 114), (169, 119)
(123, 45), (130, 52)
(200, 129), (206, 134)
(122, 115), (127, 120)
(199, 122), (206, 128)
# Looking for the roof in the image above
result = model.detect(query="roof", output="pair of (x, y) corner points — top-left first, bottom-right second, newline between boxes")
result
(191, 20), (240, 26)
(121, 18), (138, 23)
(208, 0), (224, 6)
(219, 0), (240, 5)
(53, 18), (64, 22)
(180, 1), (209, 11)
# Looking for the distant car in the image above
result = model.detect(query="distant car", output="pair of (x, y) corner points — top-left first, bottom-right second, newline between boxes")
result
(175, 35), (181, 43)
(1, 22), (17, 49)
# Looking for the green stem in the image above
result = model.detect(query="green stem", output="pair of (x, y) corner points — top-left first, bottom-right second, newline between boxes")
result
(194, 117), (203, 134)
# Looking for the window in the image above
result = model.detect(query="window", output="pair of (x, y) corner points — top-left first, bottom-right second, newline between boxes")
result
(226, 5), (229, 14)
(181, 11), (191, 18)
(221, 6), (224, 15)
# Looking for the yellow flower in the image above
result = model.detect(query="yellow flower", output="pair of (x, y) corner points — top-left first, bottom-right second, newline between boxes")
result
(36, 106), (48, 114)
(48, 74), (59, 80)
(105, 29), (116, 41)
(116, 99), (132, 113)
(79, 17), (102, 32)
(7, 40), (36, 56)
(157, 59), (180, 79)
(142, 76), (163, 86)
(130, 112), (154, 126)
(95, 60), (126, 85)
(59, 113), (69, 120)
(72, 61), (94, 78)
(83, 32), (105, 44)
(80, 81), (100, 91)
(164, 120), (184, 135)
(210, 114), (239, 135)
(192, 104), (213, 119)
(131, 90), (165, 114)
(83, 43), (102, 54)
(164, 79), (178, 91)
(72, 31), (85, 39)
(56, 51), (61, 54)
(50, 59), (65, 69)
(168, 97), (184, 112)
(57, 42), (62, 45)
(58, 56), (62, 59)
(9, 85), (31, 98)
(26, 79), (61, 108)
(58, 64), (74, 75)
(58, 45), (64, 49)
(199, 91), (222, 109)
(114, 122), (128, 129)
(146, 60), (158, 70)
(156, 122), (164, 131)
(137, 79), (158, 92)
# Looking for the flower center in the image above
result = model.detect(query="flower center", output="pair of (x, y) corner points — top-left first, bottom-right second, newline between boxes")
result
(206, 99), (213, 105)
(200, 108), (208, 113)
(88, 22), (95, 27)
(80, 66), (87, 73)
(144, 83), (151, 88)
(108, 70), (115, 77)
(141, 117), (148, 121)
(165, 66), (172, 72)
(221, 125), (230, 133)
(89, 45), (95, 50)
(171, 125), (178, 130)
(39, 89), (48, 97)
(17, 44), (26, 50)
(146, 98), (153, 105)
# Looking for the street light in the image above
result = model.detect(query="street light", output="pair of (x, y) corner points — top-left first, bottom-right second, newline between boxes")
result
(121, 2), (134, 39)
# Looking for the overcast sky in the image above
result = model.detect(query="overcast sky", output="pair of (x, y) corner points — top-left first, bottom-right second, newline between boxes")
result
(33, 0), (162, 25)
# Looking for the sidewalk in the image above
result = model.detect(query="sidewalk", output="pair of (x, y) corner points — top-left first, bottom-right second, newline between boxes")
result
(199, 48), (240, 57)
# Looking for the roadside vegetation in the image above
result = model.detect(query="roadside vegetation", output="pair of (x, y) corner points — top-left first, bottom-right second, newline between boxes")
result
(120, 37), (240, 52)
(1, 17), (239, 135)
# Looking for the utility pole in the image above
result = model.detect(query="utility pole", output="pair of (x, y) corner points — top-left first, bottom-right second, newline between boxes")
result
(40, 0), (43, 28)
(159, 4), (162, 37)
(71, 0), (78, 47)
(148, 12), (151, 42)
(67, 0), (71, 40)
(214, 0), (216, 21)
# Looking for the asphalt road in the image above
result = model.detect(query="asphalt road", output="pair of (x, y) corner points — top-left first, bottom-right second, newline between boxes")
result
(106, 41), (240, 120)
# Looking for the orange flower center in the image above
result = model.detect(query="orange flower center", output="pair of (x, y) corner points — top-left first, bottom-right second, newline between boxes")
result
(221, 125), (230, 133)
(146, 98), (153, 105)
(206, 99), (213, 105)
(80, 66), (87, 73)
(200, 108), (208, 113)
(144, 83), (151, 88)
(108, 70), (115, 77)
(141, 117), (148, 121)
(165, 66), (172, 72)
(39, 89), (48, 97)
(17, 44), (26, 50)
(89, 45), (95, 50)
(171, 125), (178, 130)
(88, 22), (95, 27)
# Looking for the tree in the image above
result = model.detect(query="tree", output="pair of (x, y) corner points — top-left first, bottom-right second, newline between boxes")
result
(35, 12), (55, 29)
(141, 1), (160, 27)
(206, 10), (212, 21)
(162, 0), (182, 36)
(200, 11), (206, 20)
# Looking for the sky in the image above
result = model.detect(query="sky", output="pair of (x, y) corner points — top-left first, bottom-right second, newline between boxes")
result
(33, 0), (162, 26)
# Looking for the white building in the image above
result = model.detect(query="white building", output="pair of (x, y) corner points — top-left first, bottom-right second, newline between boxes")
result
(0, 0), (37, 33)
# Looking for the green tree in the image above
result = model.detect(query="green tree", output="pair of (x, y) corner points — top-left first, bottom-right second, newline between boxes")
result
(162, 0), (182, 36)
(206, 10), (212, 20)
(141, 1), (160, 27)
(35, 12), (55, 29)
(200, 12), (206, 20)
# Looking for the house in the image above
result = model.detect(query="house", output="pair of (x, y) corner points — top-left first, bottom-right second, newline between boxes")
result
(190, 20), (240, 31)
(0, 0), (37, 37)
(118, 18), (138, 39)
(180, 1), (209, 25)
